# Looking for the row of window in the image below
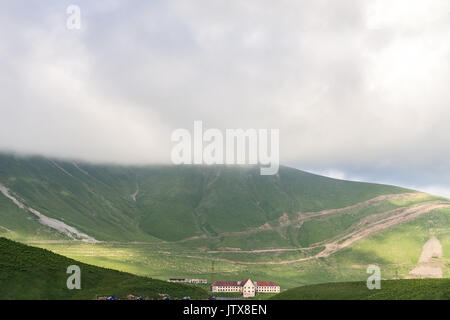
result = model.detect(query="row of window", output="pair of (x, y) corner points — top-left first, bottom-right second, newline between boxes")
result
(213, 287), (279, 291)
(215, 287), (278, 290)
(256, 288), (279, 292)
(215, 288), (241, 292)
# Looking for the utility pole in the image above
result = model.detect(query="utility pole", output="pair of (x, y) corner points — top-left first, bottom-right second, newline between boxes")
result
(211, 260), (215, 285)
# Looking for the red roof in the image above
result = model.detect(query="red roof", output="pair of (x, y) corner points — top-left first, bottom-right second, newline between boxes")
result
(256, 281), (279, 287)
(212, 281), (238, 287)
(212, 280), (279, 287)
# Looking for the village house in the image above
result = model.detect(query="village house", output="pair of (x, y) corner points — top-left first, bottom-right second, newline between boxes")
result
(211, 278), (280, 297)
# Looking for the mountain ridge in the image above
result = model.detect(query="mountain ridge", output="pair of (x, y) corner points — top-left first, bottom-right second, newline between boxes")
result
(0, 153), (415, 245)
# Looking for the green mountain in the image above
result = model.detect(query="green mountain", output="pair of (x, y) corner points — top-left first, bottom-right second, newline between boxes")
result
(0, 153), (414, 245)
(1, 153), (449, 299)
(0, 237), (208, 300)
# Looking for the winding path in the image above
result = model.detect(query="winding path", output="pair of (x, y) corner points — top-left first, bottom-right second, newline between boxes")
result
(176, 198), (450, 265)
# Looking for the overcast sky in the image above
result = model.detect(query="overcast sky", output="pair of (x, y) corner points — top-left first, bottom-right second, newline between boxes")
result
(1, 1), (450, 196)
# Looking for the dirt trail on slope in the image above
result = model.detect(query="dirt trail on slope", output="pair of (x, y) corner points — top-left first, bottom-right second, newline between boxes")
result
(418, 236), (443, 263)
(131, 184), (140, 201)
(207, 248), (308, 254)
(180, 200), (450, 265)
(180, 192), (426, 242)
(72, 162), (93, 178)
(314, 202), (449, 258)
(289, 192), (428, 227)
(49, 159), (75, 178)
(409, 236), (443, 278)
(0, 183), (97, 242)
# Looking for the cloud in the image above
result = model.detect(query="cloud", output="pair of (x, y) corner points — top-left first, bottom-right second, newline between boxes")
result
(304, 168), (364, 182)
(1, 0), (450, 192)
(417, 186), (450, 199)
(297, 163), (450, 198)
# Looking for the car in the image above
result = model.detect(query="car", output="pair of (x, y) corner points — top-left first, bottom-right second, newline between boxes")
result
(162, 296), (170, 300)
(107, 296), (117, 300)
(182, 296), (191, 300)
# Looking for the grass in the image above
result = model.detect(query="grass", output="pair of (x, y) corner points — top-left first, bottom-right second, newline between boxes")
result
(333, 207), (450, 278)
(271, 279), (450, 300)
(0, 237), (208, 300)
(0, 195), (64, 242)
(28, 206), (450, 294)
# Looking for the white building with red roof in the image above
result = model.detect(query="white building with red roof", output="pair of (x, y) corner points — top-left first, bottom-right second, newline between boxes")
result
(211, 278), (280, 297)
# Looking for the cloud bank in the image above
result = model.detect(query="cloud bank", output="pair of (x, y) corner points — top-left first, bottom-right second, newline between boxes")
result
(1, 1), (450, 194)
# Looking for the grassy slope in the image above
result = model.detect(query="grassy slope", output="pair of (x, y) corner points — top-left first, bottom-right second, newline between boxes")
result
(0, 237), (208, 300)
(0, 193), (65, 242)
(33, 206), (450, 292)
(331, 206), (450, 279)
(271, 279), (450, 300)
(2, 153), (448, 299)
(0, 153), (411, 244)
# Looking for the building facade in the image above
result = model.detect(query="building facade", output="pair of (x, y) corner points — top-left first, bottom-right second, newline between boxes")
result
(211, 278), (280, 297)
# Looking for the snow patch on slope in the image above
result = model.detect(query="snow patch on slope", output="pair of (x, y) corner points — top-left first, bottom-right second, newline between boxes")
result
(0, 183), (97, 242)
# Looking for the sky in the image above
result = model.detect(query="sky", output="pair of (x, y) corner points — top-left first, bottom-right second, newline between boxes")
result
(1, 1), (450, 196)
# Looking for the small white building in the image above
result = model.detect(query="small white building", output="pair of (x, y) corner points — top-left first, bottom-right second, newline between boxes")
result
(168, 278), (207, 284)
(211, 278), (280, 297)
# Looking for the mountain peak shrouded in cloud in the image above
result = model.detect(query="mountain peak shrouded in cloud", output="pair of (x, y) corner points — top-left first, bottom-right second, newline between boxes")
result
(1, 1), (450, 195)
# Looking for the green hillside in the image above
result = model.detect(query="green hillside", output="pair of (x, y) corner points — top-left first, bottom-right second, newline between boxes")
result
(0, 153), (412, 244)
(1, 153), (449, 300)
(271, 279), (450, 300)
(0, 237), (208, 300)
(34, 205), (450, 293)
